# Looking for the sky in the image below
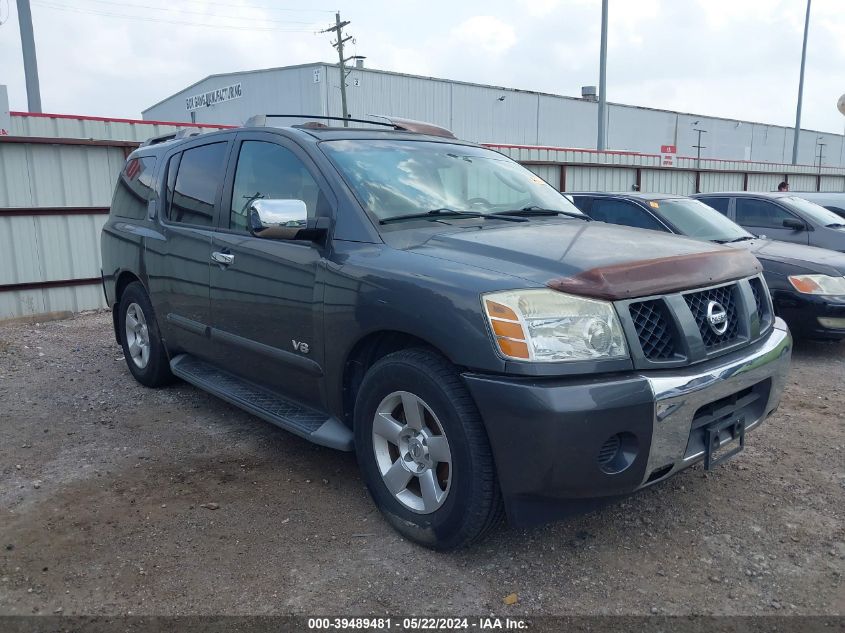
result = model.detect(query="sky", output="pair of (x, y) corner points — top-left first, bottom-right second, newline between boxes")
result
(1, 0), (844, 133)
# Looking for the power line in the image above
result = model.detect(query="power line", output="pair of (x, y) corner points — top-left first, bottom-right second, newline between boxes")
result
(72, 0), (326, 25)
(31, 0), (320, 31)
(154, 0), (334, 13)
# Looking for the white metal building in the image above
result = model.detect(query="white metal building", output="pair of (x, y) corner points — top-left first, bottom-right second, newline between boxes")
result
(143, 62), (845, 167)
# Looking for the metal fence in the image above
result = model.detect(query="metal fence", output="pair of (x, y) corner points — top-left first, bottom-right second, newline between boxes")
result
(1, 114), (844, 321)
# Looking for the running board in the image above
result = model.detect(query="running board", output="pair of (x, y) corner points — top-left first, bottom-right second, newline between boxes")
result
(170, 354), (353, 451)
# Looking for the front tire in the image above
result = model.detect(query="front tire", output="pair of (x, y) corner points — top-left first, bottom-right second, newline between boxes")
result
(117, 282), (174, 388)
(354, 349), (503, 549)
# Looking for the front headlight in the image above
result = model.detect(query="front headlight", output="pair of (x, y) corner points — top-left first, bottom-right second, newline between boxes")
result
(482, 289), (628, 362)
(788, 274), (845, 296)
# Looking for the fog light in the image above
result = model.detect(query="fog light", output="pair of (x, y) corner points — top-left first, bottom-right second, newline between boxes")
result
(818, 317), (845, 329)
(597, 432), (638, 474)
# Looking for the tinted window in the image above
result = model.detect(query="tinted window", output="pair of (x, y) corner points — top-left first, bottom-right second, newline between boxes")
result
(589, 199), (666, 231)
(735, 198), (796, 229)
(699, 196), (730, 215)
(111, 156), (156, 220)
(570, 196), (591, 213)
(230, 141), (321, 231)
(168, 142), (227, 226)
(826, 206), (845, 219)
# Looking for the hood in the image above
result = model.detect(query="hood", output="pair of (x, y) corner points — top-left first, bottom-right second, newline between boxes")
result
(739, 238), (845, 276)
(410, 221), (761, 299)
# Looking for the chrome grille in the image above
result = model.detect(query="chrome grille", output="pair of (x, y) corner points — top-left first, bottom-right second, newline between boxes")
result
(748, 277), (771, 328)
(629, 300), (676, 360)
(749, 279), (763, 316)
(685, 284), (739, 349)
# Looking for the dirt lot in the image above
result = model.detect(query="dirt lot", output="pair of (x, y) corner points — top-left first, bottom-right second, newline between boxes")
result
(0, 310), (843, 617)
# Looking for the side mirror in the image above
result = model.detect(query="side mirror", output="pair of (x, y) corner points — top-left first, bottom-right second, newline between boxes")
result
(247, 199), (328, 241)
(782, 218), (806, 231)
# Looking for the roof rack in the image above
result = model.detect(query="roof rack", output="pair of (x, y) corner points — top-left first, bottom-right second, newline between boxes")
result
(243, 114), (456, 139)
(140, 128), (203, 147)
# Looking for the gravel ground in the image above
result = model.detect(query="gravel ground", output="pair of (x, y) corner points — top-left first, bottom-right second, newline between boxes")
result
(0, 310), (843, 617)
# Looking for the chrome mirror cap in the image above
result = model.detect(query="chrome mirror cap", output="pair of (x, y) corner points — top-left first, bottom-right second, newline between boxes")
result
(248, 199), (308, 233)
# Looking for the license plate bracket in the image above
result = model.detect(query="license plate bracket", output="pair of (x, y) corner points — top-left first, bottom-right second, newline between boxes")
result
(704, 416), (745, 470)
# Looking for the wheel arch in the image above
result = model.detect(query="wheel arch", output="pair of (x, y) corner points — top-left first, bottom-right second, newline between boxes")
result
(112, 271), (144, 343)
(341, 330), (457, 428)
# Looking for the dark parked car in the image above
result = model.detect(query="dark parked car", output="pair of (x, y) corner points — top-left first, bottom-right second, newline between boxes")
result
(101, 117), (791, 549)
(693, 192), (845, 251)
(790, 192), (845, 219)
(571, 193), (845, 339)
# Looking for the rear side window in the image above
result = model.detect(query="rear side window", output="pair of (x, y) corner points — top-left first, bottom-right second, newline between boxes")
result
(699, 197), (730, 215)
(735, 198), (795, 229)
(590, 198), (666, 232)
(167, 142), (228, 226)
(111, 156), (157, 220)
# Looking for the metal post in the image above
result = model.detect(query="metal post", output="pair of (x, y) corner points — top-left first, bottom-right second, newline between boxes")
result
(596, 0), (608, 151)
(792, 0), (811, 164)
(16, 0), (42, 113)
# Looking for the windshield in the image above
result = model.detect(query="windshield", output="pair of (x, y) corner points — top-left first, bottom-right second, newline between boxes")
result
(321, 140), (583, 222)
(655, 198), (753, 241)
(780, 196), (845, 226)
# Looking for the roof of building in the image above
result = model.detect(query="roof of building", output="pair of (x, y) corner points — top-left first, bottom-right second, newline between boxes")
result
(143, 61), (842, 137)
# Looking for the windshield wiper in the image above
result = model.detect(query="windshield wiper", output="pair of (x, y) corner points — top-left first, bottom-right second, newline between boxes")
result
(379, 208), (526, 224)
(713, 236), (755, 244)
(826, 223), (845, 229)
(494, 205), (591, 221)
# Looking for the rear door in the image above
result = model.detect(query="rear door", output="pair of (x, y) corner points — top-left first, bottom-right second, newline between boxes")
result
(208, 132), (333, 408)
(734, 197), (809, 245)
(146, 139), (230, 358)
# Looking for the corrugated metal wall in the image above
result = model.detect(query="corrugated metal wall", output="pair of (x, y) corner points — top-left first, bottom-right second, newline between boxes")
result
(0, 137), (126, 320)
(143, 63), (845, 167)
(699, 171), (745, 192)
(746, 173), (783, 192)
(641, 169), (696, 195)
(565, 166), (636, 192)
(523, 164), (560, 187)
(819, 176), (845, 192)
(0, 142), (125, 206)
(3, 114), (845, 321)
(11, 113), (228, 142)
(788, 174), (820, 192)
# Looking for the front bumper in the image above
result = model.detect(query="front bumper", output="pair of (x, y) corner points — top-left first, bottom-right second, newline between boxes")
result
(774, 291), (845, 339)
(463, 318), (792, 526)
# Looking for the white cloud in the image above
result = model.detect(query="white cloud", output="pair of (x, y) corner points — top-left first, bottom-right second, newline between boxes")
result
(0, 0), (843, 135)
(450, 16), (517, 57)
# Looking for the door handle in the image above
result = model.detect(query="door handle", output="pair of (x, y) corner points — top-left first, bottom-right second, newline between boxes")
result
(211, 251), (235, 265)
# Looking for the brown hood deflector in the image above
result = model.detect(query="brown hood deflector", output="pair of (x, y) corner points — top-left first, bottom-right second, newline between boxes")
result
(547, 249), (763, 301)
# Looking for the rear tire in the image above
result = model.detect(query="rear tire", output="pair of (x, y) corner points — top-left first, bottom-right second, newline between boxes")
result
(117, 282), (174, 388)
(354, 349), (504, 549)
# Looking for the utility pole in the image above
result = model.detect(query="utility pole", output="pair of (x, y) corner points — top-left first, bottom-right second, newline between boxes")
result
(792, 0), (811, 164)
(816, 138), (825, 174)
(692, 124), (707, 168)
(16, 0), (42, 112)
(596, 0), (608, 150)
(321, 12), (352, 127)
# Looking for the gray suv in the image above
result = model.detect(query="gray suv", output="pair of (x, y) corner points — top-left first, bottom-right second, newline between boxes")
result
(101, 116), (792, 549)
